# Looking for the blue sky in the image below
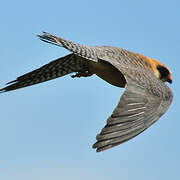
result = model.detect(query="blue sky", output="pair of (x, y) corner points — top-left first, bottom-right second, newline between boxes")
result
(0, 0), (179, 179)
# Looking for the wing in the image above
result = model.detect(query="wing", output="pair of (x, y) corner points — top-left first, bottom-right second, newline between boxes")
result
(37, 32), (153, 71)
(93, 68), (173, 152)
(37, 32), (98, 62)
(0, 54), (88, 93)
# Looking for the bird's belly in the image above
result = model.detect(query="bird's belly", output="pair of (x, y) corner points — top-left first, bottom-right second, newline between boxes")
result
(88, 61), (126, 88)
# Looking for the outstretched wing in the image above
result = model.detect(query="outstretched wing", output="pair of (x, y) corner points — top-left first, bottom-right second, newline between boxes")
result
(93, 68), (173, 152)
(37, 32), (98, 62)
(37, 32), (151, 70)
(0, 54), (88, 93)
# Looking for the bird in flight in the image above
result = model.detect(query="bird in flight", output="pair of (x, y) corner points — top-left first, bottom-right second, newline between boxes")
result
(0, 32), (173, 152)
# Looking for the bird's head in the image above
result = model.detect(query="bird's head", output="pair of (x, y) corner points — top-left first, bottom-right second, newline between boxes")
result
(151, 59), (172, 84)
(135, 53), (172, 84)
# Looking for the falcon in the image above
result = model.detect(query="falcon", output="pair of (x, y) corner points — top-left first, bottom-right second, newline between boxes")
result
(0, 32), (173, 152)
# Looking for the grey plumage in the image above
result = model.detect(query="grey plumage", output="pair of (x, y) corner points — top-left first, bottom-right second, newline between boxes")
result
(38, 32), (98, 61)
(0, 54), (89, 92)
(93, 68), (173, 151)
(0, 32), (173, 152)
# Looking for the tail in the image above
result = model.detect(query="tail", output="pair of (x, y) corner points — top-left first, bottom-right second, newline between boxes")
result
(0, 54), (88, 93)
(37, 32), (97, 61)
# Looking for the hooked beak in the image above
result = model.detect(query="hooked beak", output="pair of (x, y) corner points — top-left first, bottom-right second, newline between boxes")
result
(167, 74), (172, 84)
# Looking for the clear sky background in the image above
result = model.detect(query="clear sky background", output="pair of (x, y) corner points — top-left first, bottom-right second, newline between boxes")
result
(0, 0), (179, 180)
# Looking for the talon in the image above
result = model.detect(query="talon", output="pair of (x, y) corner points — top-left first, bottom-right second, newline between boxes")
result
(71, 71), (93, 78)
(71, 73), (81, 78)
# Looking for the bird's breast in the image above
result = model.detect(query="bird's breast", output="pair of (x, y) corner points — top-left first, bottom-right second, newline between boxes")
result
(87, 60), (126, 88)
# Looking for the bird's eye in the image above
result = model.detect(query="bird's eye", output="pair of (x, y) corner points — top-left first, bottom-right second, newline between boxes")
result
(157, 65), (170, 79)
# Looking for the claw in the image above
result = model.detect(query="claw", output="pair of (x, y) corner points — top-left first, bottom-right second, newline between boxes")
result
(71, 71), (93, 78)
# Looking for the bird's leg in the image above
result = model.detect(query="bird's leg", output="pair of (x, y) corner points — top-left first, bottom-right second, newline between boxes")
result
(71, 70), (93, 78)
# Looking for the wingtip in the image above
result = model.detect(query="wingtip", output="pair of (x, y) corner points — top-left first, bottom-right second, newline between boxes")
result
(0, 86), (11, 93)
(6, 80), (17, 85)
(36, 34), (41, 38)
(36, 32), (52, 37)
(92, 146), (107, 152)
(92, 142), (103, 152)
(0, 79), (20, 93)
(0, 89), (6, 94)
